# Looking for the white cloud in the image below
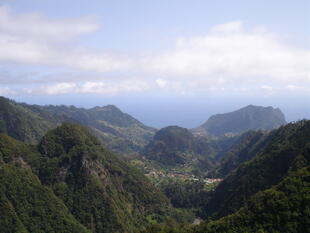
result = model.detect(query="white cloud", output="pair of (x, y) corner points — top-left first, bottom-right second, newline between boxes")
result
(261, 85), (273, 91)
(0, 6), (309, 95)
(24, 82), (76, 95)
(144, 25), (310, 84)
(45, 82), (77, 95)
(23, 80), (151, 95)
(0, 6), (99, 42)
(285, 84), (308, 91)
(0, 87), (15, 95)
(156, 78), (167, 88)
(209, 20), (243, 34)
(0, 6), (129, 71)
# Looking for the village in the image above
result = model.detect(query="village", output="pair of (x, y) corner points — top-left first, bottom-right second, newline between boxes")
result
(145, 170), (223, 184)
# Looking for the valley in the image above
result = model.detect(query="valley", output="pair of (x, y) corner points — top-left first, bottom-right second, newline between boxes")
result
(0, 96), (309, 233)
(1, 2), (308, 232)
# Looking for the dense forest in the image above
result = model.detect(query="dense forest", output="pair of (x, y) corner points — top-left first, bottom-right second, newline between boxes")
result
(0, 96), (155, 154)
(0, 123), (190, 233)
(140, 121), (310, 233)
(0, 97), (309, 232)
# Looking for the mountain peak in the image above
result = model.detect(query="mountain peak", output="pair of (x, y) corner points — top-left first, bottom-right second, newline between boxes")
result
(92, 104), (120, 112)
(38, 123), (100, 158)
(198, 105), (286, 136)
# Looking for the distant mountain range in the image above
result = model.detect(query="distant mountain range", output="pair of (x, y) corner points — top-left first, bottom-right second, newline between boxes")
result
(0, 95), (309, 233)
(194, 105), (286, 137)
(0, 96), (155, 154)
(0, 96), (290, 175)
(142, 104), (287, 175)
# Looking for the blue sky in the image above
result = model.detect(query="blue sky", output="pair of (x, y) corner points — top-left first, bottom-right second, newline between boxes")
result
(0, 0), (309, 127)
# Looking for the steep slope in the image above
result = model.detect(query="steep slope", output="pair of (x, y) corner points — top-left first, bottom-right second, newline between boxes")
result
(0, 123), (175, 233)
(0, 134), (90, 233)
(196, 105), (286, 136)
(143, 126), (216, 170)
(209, 130), (268, 178)
(143, 166), (310, 233)
(36, 123), (171, 233)
(140, 121), (310, 233)
(35, 104), (156, 154)
(0, 97), (57, 144)
(193, 166), (310, 233)
(0, 96), (155, 154)
(201, 120), (310, 219)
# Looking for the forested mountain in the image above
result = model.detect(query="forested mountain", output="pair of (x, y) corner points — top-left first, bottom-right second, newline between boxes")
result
(0, 96), (155, 154)
(34, 104), (156, 154)
(146, 166), (309, 233)
(143, 126), (216, 170)
(1, 96), (309, 233)
(192, 167), (310, 233)
(209, 130), (268, 178)
(0, 97), (58, 144)
(140, 120), (310, 233)
(0, 134), (90, 233)
(0, 123), (175, 233)
(201, 120), (310, 219)
(196, 105), (286, 136)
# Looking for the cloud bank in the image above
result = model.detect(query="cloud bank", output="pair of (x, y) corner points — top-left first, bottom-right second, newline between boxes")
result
(0, 6), (309, 95)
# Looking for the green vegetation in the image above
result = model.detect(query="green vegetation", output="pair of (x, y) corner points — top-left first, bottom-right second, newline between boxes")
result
(137, 121), (310, 233)
(37, 123), (171, 232)
(194, 166), (310, 233)
(0, 164), (90, 233)
(160, 180), (208, 211)
(0, 123), (177, 233)
(1, 96), (309, 233)
(196, 105), (286, 136)
(0, 96), (156, 154)
(202, 120), (310, 219)
(0, 134), (90, 233)
(143, 126), (216, 172)
(209, 130), (268, 178)
(0, 97), (57, 144)
(36, 104), (156, 154)
(142, 166), (310, 233)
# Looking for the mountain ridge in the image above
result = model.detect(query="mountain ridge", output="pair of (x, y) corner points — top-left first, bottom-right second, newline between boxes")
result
(201, 120), (310, 219)
(0, 96), (156, 154)
(195, 105), (286, 137)
(0, 123), (175, 233)
(143, 126), (216, 171)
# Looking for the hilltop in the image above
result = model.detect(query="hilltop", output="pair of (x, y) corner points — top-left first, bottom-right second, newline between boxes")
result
(195, 105), (286, 137)
(0, 96), (155, 154)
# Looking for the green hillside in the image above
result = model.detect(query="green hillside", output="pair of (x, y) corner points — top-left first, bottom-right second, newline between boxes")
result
(209, 130), (268, 178)
(202, 120), (310, 218)
(143, 166), (310, 233)
(0, 96), (156, 154)
(0, 124), (175, 233)
(143, 126), (216, 170)
(0, 97), (57, 144)
(196, 105), (286, 136)
(192, 166), (310, 233)
(139, 120), (310, 233)
(0, 134), (90, 233)
(36, 104), (156, 154)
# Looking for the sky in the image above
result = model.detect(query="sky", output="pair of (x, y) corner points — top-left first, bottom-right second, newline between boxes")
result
(0, 0), (309, 128)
